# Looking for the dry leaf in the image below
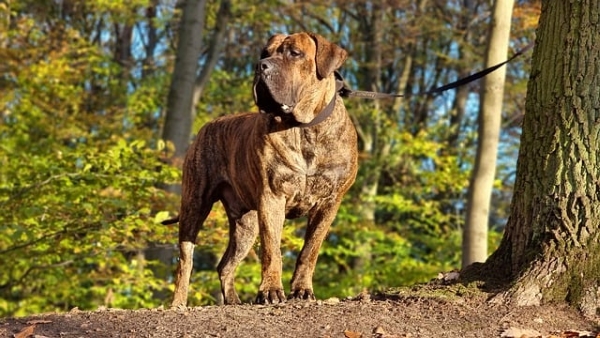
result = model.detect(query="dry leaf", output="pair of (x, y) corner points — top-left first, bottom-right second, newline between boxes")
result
(500, 327), (541, 338)
(373, 326), (386, 335)
(344, 329), (362, 338)
(14, 324), (35, 338)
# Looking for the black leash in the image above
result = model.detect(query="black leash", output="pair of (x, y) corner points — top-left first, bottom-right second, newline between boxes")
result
(298, 42), (534, 128)
(338, 42), (534, 99)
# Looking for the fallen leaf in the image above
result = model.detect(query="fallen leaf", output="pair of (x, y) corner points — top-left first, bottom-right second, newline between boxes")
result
(373, 326), (386, 335)
(344, 329), (362, 338)
(14, 324), (35, 338)
(500, 327), (541, 338)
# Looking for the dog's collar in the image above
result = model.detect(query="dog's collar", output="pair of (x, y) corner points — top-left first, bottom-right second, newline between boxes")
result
(294, 74), (345, 128)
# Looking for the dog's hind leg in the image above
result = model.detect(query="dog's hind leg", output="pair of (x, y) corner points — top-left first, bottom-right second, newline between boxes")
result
(217, 209), (259, 305)
(172, 240), (196, 308)
(171, 199), (212, 308)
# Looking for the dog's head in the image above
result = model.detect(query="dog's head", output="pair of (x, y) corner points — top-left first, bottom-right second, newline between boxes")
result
(253, 32), (347, 124)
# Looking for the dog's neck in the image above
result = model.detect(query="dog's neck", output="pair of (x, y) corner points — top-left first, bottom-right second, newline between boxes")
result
(266, 76), (340, 133)
(292, 76), (340, 128)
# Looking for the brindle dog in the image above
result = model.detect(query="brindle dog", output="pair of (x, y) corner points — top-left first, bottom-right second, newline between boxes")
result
(165, 32), (358, 306)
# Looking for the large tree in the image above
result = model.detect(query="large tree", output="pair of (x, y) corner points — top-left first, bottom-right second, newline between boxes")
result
(466, 0), (600, 318)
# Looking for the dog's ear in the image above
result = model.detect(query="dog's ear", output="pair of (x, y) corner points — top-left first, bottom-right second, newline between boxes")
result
(309, 33), (347, 79)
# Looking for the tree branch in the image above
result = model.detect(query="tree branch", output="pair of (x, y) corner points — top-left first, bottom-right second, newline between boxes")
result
(192, 0), (232, 107)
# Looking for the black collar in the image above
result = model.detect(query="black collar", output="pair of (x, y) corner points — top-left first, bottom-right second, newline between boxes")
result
(294, 74), (345, 128)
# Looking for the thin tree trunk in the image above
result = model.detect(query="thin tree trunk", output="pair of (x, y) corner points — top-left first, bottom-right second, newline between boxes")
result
(355, 0), (384, 222)
(192, 0), (231, 108)
(162, 0), (207, 160)
(152, 0), (207, 303)
(142, 0), (159, 79)
(348, 0), (385, 272)
(0, 2), (9, 48)
(462, 0), (514, 267)
(447, 0), (476, 150)
(465, 0), (600, 318)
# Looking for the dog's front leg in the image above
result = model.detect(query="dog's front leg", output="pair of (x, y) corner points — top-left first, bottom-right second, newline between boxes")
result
(289, 199), (341, 301)
(255, 197), (286, 304)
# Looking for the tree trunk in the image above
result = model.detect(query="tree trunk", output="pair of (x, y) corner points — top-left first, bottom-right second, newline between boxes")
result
(0, 2), (9, 49)
(152, 0), (207, 302)
(447, 0), (476, 150)
(462, 0), (514, 267)
(354, 0), (384, 222)
(192, 0), (231, 109)
(467, 0), (600, 318)
(142, 0), (159, 79)
(162, 0), (207, 160)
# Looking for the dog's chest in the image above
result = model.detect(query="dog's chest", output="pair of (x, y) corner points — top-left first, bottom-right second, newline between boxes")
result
(268, 131), (351, 217)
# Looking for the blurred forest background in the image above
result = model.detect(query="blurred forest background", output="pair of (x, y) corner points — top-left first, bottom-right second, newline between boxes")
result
(0, 0), (539, 316)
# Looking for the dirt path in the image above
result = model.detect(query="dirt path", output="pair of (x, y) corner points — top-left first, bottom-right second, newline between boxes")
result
(2, 289), (598, 338)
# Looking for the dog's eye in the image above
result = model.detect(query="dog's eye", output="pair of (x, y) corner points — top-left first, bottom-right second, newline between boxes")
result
(288, 49), (303, 58)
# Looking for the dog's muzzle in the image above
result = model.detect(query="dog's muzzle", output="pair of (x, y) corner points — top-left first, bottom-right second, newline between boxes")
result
(254, 59), (296, 114)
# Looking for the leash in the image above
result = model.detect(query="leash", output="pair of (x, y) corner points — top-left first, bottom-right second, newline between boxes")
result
(297, 42), (533, 128)
(338, 42), (534, 99)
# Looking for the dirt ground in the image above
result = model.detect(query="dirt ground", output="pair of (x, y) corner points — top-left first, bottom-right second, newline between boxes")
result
(2, 283), (599, 338)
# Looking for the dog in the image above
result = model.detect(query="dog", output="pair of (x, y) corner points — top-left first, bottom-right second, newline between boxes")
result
(164, 32), (358, 306)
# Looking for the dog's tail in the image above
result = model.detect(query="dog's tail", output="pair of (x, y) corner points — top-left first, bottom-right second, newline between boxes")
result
(161, 216), (179, 225)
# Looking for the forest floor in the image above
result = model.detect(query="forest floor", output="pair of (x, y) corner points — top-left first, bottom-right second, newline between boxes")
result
(2, 281), (599, 338)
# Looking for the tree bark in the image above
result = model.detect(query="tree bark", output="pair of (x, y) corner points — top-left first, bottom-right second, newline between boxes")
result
(191, 0), (231, 108)
(162, 0), (207, 160)
(353, 0), (385, 222)
(469, 0), (600, 318)
(462, 0), (514, 267)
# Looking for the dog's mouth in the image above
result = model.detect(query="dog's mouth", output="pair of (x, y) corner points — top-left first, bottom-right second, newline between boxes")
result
(253, 76), (296, 115)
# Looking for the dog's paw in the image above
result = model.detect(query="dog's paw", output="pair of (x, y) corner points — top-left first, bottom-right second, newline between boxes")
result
(255, 289), (286, 304)
(170, 303), (188, 311)
(288, 288), (316, 301)
(223, 294), (242, 305)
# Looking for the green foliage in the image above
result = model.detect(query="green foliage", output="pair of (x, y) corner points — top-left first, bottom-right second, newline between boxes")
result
(0, 3), (179, 317)
(0, 129), (180, 316)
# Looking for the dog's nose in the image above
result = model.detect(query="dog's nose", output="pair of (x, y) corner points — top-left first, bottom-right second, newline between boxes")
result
(258, 59), (273, 74)
(260, 60), (269, 71)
